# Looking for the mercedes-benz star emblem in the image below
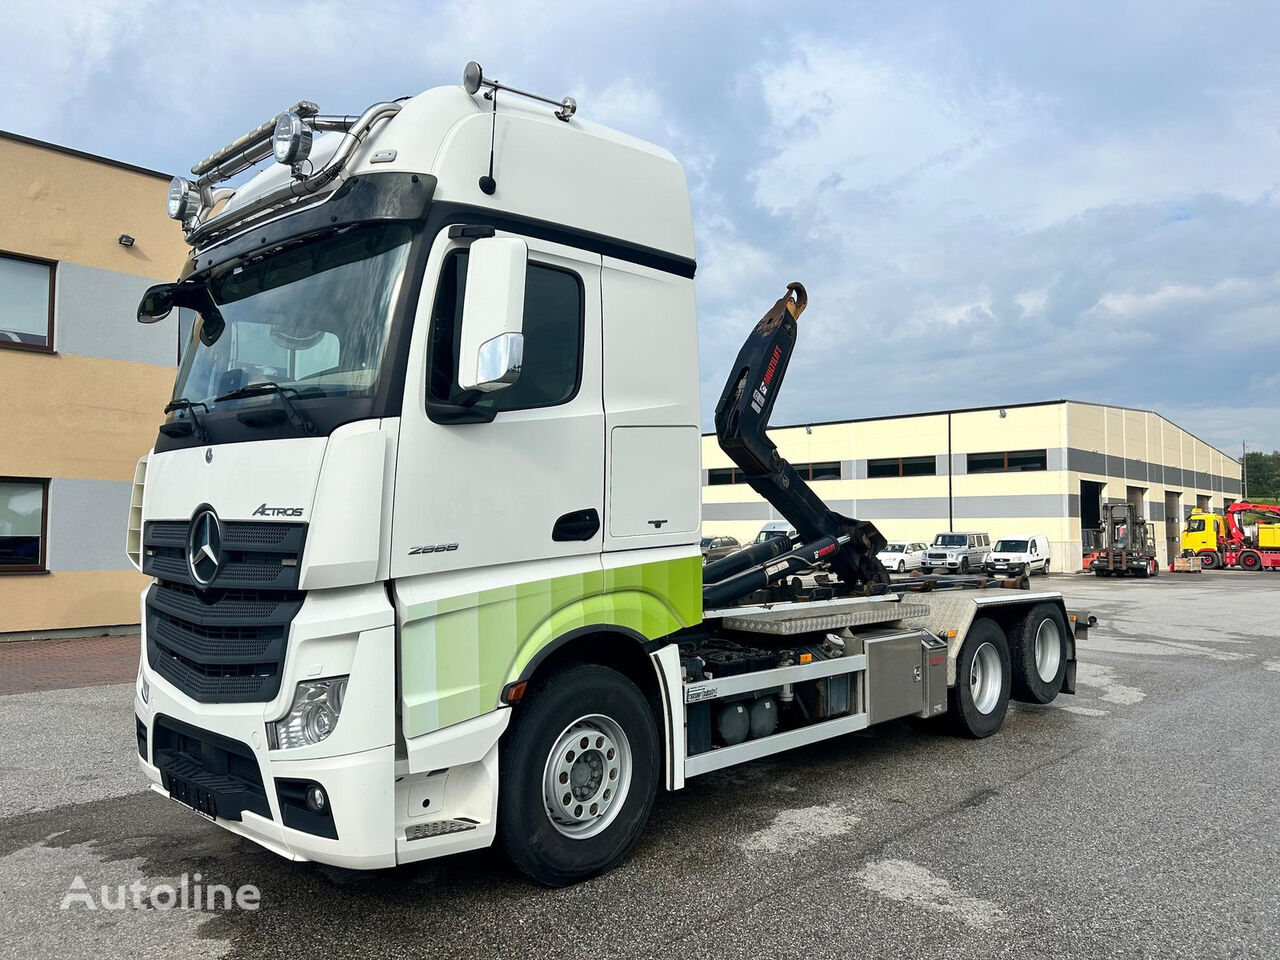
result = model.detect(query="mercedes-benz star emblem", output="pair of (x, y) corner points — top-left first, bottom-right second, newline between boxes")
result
(187, 508), (223, 587)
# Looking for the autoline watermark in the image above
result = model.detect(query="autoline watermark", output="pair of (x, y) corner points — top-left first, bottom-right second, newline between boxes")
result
(60, 873), (260, 911)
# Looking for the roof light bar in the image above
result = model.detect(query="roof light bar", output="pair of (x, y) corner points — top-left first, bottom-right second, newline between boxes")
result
(190, 100), (319, 182)
(462, 61), (576, 122)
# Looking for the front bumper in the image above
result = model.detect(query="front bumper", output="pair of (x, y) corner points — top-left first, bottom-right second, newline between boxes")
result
(984, 562), (1027, 574)
(135, 582), (399, 868)
(135, 582), (509, 869)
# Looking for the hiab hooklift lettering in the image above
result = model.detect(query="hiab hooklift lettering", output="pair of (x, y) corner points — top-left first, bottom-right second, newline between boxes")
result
(130, 60), (1088, 887)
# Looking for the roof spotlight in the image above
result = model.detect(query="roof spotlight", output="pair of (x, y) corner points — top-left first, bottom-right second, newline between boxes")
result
(166, 177), (199, 221)
(272, 111), (313, 166)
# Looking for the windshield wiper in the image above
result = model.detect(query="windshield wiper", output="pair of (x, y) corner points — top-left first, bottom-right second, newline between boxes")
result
(161, 398), (211, 442)
(214, 382), (316, 435)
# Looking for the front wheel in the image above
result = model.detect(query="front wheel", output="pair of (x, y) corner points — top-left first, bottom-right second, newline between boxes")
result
(499, 664), (659, 886)
(1197, 550), (1220, 570)
(897, 560), (906, 573)
(960, 557), (970, 574)
(947, 618), (1011, 738)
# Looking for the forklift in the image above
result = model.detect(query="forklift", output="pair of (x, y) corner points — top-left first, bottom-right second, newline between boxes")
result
(1089, 503), (1160, 578)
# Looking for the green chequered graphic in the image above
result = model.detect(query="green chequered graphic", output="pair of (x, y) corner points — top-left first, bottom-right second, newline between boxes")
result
(400, 556), (702, 738)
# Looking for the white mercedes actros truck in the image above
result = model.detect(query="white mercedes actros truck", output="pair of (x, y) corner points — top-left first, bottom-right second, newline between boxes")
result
(130, 63), (1087, 886)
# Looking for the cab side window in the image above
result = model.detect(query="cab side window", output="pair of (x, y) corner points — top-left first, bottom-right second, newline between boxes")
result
(428, 249), (584, 413)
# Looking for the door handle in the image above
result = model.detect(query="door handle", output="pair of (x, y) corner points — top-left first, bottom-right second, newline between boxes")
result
(553, 508), (600, 542)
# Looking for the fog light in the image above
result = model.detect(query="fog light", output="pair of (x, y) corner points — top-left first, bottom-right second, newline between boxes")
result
(304, 784), (327, 813)
(272, 111), (313, 166)
(166, 176), (198, 221)
(271, 676), (348, 750)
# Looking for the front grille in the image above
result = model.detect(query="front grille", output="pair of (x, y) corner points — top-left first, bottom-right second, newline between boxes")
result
(143, 517), (307, 704)
(142, 520), (306, 591)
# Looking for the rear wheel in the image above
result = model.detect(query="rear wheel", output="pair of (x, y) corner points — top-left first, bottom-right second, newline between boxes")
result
(1010, 603), (1069, 704)
(1240, 550), (1263, 571)
(499, 664), (659, 886)
(947, 618), (1011, 738)
(1197, 550), (1220, 570)
(1041, 559), (1051, 576)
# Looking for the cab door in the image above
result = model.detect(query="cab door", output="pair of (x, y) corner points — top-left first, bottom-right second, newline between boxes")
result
(391, 228), (604, 578)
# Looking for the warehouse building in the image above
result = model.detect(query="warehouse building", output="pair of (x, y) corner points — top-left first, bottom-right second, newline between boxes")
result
(701, 400), (1242, 571)
(0, 131), (185, 636)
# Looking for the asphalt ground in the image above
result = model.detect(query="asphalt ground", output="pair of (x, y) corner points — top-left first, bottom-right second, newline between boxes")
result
(2, 571), (1278, 959)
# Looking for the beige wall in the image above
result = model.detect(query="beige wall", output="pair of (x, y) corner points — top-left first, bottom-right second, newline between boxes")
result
(1, 135), (187, 635)
(1, 350), (173, 483)
(0, 135), (187, 280)
(0, 569), (149, 633)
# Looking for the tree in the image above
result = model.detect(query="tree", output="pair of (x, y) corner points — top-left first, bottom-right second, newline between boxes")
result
(1245, 450), (1280, 499)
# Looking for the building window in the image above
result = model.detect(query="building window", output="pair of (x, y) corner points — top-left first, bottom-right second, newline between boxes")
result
(428, 250), (584, 413)
(808, 461), (842, 481)
(868, 455), (936, 478)
(708, 468), (737, 485)
(0, 478), (48, 572)
(967, 449), (1048, 473)
(0, 252), (55, 352)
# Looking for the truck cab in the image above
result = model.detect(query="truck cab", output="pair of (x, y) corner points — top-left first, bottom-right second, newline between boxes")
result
(1182, 510), (1226, 568)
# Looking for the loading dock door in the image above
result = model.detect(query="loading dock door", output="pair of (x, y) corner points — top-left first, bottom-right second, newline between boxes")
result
(1164, 491), (1180, 566)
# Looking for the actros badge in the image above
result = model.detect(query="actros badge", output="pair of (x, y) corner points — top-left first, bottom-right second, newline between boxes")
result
(252, 503), (303, 517)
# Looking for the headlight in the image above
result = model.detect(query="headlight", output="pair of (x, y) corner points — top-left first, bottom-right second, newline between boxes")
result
(272, 111), (313, 166)
(166, 177), (198, 221)
(271, 677), (348, 750)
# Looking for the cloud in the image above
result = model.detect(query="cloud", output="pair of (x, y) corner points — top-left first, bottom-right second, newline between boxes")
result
(2, 0), (1277, 453)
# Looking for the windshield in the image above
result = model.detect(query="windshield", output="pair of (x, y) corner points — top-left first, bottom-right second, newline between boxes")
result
(882, 543), (905, 553)
(934, 534), (967, 547)
(171, 224), (412, 409)
(994, 540), (1028, 552)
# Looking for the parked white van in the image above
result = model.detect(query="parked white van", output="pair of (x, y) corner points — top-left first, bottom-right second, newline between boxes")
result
(984, 534), (1052, 577)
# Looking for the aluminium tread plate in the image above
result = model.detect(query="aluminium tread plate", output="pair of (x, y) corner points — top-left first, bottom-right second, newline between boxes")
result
(715, 599), (930, 635)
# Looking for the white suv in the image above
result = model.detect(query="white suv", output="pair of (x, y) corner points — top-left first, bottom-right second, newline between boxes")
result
(921, 532), (990, 574)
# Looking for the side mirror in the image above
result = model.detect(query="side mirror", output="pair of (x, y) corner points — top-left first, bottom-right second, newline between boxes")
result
(458, 237), (527, 394)
(138, 284), (175, 323)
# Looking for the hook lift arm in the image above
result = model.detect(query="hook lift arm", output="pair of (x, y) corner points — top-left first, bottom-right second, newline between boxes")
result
(704, 283), (888, 606)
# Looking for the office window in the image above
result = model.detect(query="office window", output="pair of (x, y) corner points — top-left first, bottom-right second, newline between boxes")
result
(808, 461), (842, 481)
(0, 253), (54, 351)
(0, 479), (47, 572)
(708, 468), (737, 485)
(968, 449), (1047, 473)
(868, 455), (936, 478)
(428, 250), (584, 413)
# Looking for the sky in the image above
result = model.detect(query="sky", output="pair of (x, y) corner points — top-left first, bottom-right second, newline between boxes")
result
(4, 0), (1278, 455)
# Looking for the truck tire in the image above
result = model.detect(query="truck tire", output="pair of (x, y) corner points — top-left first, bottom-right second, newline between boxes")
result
(1240, 550), (1263, 571)
(1197, 550), (1220, 570)
(498, 664), (659, 886)
(947, 618), (1011, 738)
(1009, 603), (1069, 704)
